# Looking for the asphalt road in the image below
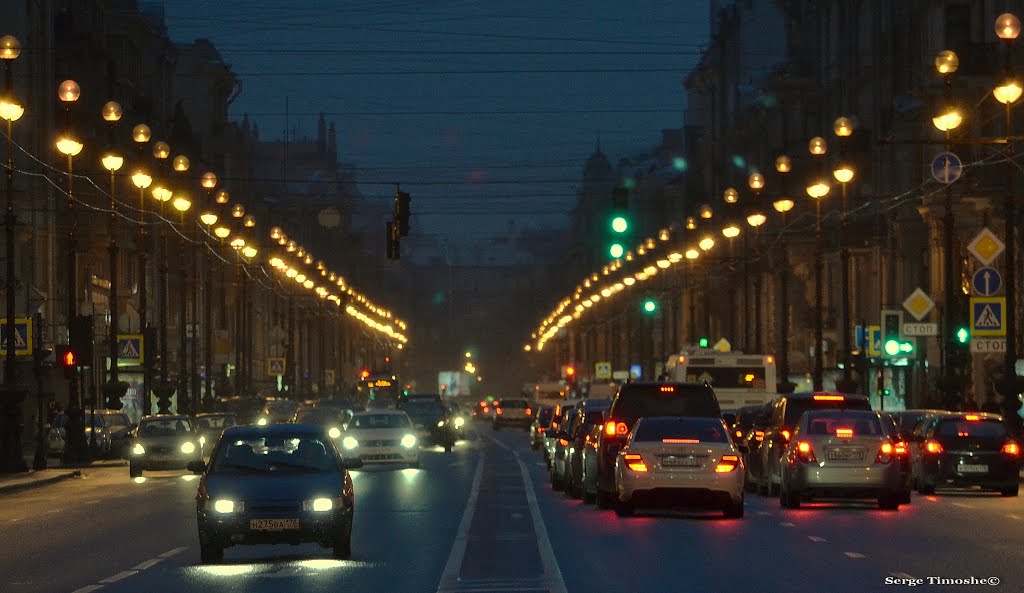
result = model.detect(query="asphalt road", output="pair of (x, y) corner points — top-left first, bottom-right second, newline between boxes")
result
(2, 424), (1023, 593)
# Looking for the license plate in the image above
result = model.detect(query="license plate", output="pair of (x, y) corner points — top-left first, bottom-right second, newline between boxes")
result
(826, 447), (864, 462)
(662, 455), (702, 467)
(958, 464), (988, 474)
(250, 518), (299, 531)
(149, 454), (173, 462)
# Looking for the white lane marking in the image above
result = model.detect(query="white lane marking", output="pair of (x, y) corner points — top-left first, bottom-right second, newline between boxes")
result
(514, 450), (569, 593)
(1009, 514), (1022, 520)
(779, 522), (795, 527)
(844, 552), (866, 559)
(8, 517), (22, 522)
(436, 454), (486, 592)
(891, 572), (916, 579)
(132, 558), (163, 570)
(99, 571), (137, 584)
(951, 502), (973, 509)
(45, 509), (59, 514)
(808, 536), (827, 543)
(489, 436), (512, 451)
(158, 546), (187, 558)
(535, 462), (546, 467)
(70, 586), (104, 593)
(756, 511), (771, 515)
(84, 499), (100, 505)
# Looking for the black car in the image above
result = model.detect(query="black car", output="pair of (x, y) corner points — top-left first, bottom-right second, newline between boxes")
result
(530, 406), (556, 451)
(564, 399), (612, 499)
(914, 412), (1021, 496)
(191, 423), (362, 564)
(594, 382), (721, 508)
(396, 399), (457, 451)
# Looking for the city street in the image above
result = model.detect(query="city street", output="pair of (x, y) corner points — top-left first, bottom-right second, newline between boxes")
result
(2, 426), (1023, 593)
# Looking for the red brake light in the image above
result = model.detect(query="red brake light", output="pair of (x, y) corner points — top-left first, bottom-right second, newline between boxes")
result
(835, 428), (854, 438)
(876, 442), (894, 464)
(715, 454), (740, 472)
(604, 421), (617, 436)
(780, 429), (791, 442)
(1002, 442), (1021, 456)
(734, 430), (743, 439)
(754, 430), (765, 442)
(813, 394), (845, 401)
(537, 427), (546, 433)
(662, 438), (699, 444)
(659, 386), (675, 393)
(795, 441), (816, 463)
(496, 408), (503, 415)
(894, 441), (908, 455)
(623, 453), (648, 472)
(558, 438), (568, 447)
(526, 407), (532, 415)
(925, 440), (944, 454)
(964, 414), (981, 421)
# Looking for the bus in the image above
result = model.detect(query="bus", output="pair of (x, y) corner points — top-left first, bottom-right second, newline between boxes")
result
(359, 373), (402, 408)
(664, 350), (777, 413)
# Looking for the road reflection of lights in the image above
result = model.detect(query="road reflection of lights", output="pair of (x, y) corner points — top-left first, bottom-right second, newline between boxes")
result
(181, 474), (198, 482)
(194, 564), (256, 577)
(400, 467), (421, 484)
(298, 559), (346, 570)
(132, 477), (146, 484)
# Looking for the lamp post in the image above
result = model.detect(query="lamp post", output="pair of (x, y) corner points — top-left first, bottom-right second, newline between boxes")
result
(722, 188), (740, 346)
(833, 117), (856, 392)
(130, 124), (152, 414)
(100, 101), (125, 407)
(746, 173), (767, 353)
(151, 141), (171, 412)
(171, 154), (192, 414)
(199, 172), (219, 410)
(807, 136), (831, 391)
(0, 34), (25, 472)
(773, 155), (795, 392)
(56, 79), (86, 464)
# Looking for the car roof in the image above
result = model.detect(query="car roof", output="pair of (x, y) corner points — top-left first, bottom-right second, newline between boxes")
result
(577, 399), (611, 410)
(620, 381), (712, 389)
(223, 423), (331, 437)
(940, 412), (1004, 421)
(354, 409), (407, 416)
(801, 409), (880, 418)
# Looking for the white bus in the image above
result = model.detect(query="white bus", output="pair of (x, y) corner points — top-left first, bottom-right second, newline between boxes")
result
(664, 350), (778, 412)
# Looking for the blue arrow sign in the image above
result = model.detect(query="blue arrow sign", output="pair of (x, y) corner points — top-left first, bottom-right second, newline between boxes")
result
(931, 152), (963, 184)
(972, 267), (1002, 296)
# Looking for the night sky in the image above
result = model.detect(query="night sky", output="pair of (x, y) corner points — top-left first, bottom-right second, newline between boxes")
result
(162, 0), (708, 252)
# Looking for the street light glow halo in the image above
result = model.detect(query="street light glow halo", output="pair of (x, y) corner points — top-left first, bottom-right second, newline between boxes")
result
(996, 12), (1021, 40)
(0, 35), (22, 60)
(935, 50), (959, 74)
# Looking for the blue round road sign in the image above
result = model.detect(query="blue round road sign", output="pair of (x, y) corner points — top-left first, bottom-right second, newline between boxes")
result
(931, 152), (962, 184)
(972, 267), (1002, 296)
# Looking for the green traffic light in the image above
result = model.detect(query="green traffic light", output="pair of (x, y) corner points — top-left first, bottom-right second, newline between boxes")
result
(956, 327), (970, 344)
(698, 337), (709, 348)
(611, 216), (628, 234)
(899, 341), (914, 354)
(884, 339), (901, 356)
(609, 243), (625, 258)
(642, 299), (657, 314)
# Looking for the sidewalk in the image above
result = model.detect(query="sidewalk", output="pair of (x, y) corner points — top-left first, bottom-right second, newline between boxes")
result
(0, 448), (129, 495)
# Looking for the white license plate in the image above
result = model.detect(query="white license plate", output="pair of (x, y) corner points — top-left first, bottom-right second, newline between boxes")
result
(662, 456), (702, 467)
(958, 464), (988, 474)
(826, 447), (864, 462)
(149, 454), (173, 462)
(250, 518), (299, 531)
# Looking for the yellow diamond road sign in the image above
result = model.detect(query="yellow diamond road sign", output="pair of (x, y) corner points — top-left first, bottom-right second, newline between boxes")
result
(902, 288), (935, 321)
(967, 227), (1005, 265)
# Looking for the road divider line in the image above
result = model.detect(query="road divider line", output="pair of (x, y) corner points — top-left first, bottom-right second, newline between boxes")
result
(158, 546), (187, 558)
(844, 552), (866, 559)
(132, 558), (163, 570)
(84, 499), (100, 505)
(779, 522), (795, 527)
(951, 502), (973, 509)
(99, 571), (137, 584)
(70, 585), (104, 593)
(436, 453), (485, 593)
(808, 536), (827, 543)
(514, 450), (569, 593)
(488, 436), (512, 451)
(1009, 514), (1022, 520)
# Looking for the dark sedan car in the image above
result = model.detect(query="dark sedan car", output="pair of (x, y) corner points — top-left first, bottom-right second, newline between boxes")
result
(396, 399), (457, 451)
(913, 412), (1021, 496)
(190, 423), (362, 564)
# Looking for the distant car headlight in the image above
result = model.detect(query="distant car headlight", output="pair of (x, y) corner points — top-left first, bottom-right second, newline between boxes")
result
(213, 499), (240, 513)
(436, 420), (445, 428)
(132, 443), (145, 455)
(181, 442), (196, 454)
(342, 436), (358, 450)
(303, 497), (333, 512)
(199, 436), (206, 447)
(257, 417), (268, 426)
(454, 417), (465, 428)
(328, 427), (342, 439)
(401, 434), (417, 448)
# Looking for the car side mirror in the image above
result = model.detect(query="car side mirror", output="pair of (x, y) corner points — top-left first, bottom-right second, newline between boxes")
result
(738, 444), (749, 455)
(345, 457), (364, 470)
(186, 460), (207, 474)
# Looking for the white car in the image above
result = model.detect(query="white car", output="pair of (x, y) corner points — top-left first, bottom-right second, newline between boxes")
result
(342, 410), (420, 467)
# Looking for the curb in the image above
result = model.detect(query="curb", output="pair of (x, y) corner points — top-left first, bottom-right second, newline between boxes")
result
(0, 470), (82, 495)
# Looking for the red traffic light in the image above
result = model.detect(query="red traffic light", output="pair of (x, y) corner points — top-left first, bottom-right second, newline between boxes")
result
(360, 369), (370, 379)
(565, 366), (575, 376)
(62, 350), (77, 367)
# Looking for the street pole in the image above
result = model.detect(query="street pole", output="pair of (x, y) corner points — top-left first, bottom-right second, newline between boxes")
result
(178, 215), (188, 413)
(137, 184), (150, 415)
(107, 166), (120, 395)
(814, 196), (824, 391)
(840, 181), (853, 389)
(742, 229), (749, 352)
(205, 246), (213, 407)
(190, 223), (199, 410)
(1003, 97), (1018, 404)
(779, 213), (791, 391)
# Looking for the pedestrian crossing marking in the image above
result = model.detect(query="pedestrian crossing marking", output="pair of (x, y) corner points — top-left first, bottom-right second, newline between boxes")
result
(976, 306), (1000, 327)
(0, 318), (33, 356)
(971, 297), (1006, 337)
(121, 341), (139, 358)
(267, 357), (286, 376)
(117, 334), (144, 364)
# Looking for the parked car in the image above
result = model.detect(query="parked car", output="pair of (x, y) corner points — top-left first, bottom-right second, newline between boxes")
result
(564, 400), (612, 499)
(549, 408), (578, 490)
(913, 412), (1021, 496)
(49, 409), (133, 458)
(130, 415), (202, 477)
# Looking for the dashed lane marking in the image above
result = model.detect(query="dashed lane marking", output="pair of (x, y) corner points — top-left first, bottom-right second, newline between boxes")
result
(435, 454), (486, 593)
(132, 558), (163, 570)
(70, 585), (104, 593)
(808, 536), (827, 543)
(779, 522), (795, 527)
(951, 502), (973, 509)
(535, 462), (546, 467)
(159, 546), (187, 558)
(99, 571), (137, 584)
(514, 451), (569, 593)
(489, 437), (513, 452)
(756, 511), (771, 515)
(925, 496), (938, 502)
(844, 552), (866, 559)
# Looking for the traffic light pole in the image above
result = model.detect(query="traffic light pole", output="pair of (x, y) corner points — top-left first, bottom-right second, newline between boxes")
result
(62, 154), (87, 465)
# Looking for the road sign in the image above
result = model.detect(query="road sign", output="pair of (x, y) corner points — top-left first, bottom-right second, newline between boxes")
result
(0, 317), (32, 357)
(972, 267), (1003, 296)
(117, 334), (144, 364)
(713, 338), (731, 352)
(866, 325), (881, 357)
(902, 288), (935, 321)
(967, 228), (1005, 265)
(267, 357), (286, 377)
(931, 152), (963, 184)
(594, 361), (612, 380)
(971, 297), (1006, 337)
(971, 338), (1007, 353)
(903, 323), (938, 336)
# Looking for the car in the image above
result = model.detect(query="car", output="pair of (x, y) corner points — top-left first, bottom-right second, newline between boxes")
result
(544, 403), (577, 467)
(256, 399), (300, 426)
(396, 398), (457, 451)
(342, 410), (420, 467)
(613, 416), (745, 518)
(315, 399), (360, 423)
(549, 408), (578, 490)
(564, 399), (612, 499)
(49, 409), (134, 458)
(890, 409), (950, 441)
(594, 382), (722, 508)
(292, 407), (348, 440)
(492, 398), (533, 430)
(129, 415), (202, 477)
(912, 412), (1021, 496)
(192, 413), (238, 453)
(731, 403), (771, 449)
(472, 400), (492, 421)
(529, 406), (556, 450)
(754, 392), (872, 496)
(579, 420), (606, 503)
(778, 409), (910, 510)
(212, 396), (264, 425)
(737, 403), (774, 492)
(190, 423), (361, 563)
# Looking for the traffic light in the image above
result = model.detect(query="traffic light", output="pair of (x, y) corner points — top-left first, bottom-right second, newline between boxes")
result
(69, 315), (93, 364)
(56, 345), (78, 380)
(386, 219), (400, 260)
(641, 298), (657, 314)
(881, 309), (905, 357)
(394, 190), (411, 237)
(607, 186), (630, 260)
(955, 326), (970, 344)
(698, 337), (710, 348)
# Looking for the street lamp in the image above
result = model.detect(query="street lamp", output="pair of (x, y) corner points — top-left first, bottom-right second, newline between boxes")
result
(101, 101), (125, 408)
(833, 116), (856, 393)
(199, 172), (218, 409)
(171, 155), (192, 414)
(0, 34), (25, 472)
(747, 172), (767, 353)
(773, 154), (794, 392)
(151, 141), (171, 409)
(807, 136), (830, 391)
(130, 124), (152, 415)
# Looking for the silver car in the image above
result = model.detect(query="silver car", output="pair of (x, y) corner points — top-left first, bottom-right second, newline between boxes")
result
(779, 409), (909, 510)
(130, 415), (202, 477)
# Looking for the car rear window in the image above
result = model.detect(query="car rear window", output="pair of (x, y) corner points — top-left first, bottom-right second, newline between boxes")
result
(537, 408), (554, 425)
(805, 414), (882, 436)
(610, 384), (721, 426)
(783, 397), (871, 426)
(937, 419), (1007, 439)
(632, 417), (729, 443)
(498, 400), (528, 408)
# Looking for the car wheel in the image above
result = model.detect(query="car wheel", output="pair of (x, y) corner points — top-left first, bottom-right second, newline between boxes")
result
(614, 496), (634, 517)
(200, 540), (224, 564)
(878, 495), (900, 511)
(129, 463), (142, 478)
(723, 495), (744, 519)
(1001, 484), (1019, 497)
(444, 442), (453, 453)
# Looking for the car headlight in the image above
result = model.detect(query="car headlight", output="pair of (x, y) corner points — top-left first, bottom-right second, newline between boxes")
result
(454, 417), (465, 428)
(303, 497), (333, 512)
(257, 417), (268, 426)
(199, 436), (206, 447)
(132, 443), (145, 455)
(181, 442), (196, 454)
(342, 436), (358, 450)
(213, 499), (242, 513)
(436, 420), (445, 428)
(401, 434), (417, 448)
(328, 427), (342, 439)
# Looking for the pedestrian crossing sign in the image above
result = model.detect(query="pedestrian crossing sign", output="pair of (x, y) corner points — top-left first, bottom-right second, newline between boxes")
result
(117, 334), (144, 365)
(970, 297), (1006, 337)
(0, 317), (32, 357)
(267, 357), (286, 377)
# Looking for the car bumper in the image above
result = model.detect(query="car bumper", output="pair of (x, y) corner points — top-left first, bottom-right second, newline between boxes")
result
(617, 467), (744, 504)
(199, 508), (350, 547)
(921, 456), (1020, 489)
(132, 452), (199, 469)
(787, 462), (906, 497)
(351, 446), (419, 464)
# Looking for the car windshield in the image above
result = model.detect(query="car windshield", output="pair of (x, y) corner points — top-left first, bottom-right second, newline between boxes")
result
(632, 417), (729, 443)
(537, 408), (555, 426)
(804, 413), (883, 436)
(263, 401), (298, 416)
(195, 416), (236, 431)
(139, 418), (192, 436)
(937, 419), (1007, 439)
(210, 435), (338, 473)
(350, 414), (412, 429)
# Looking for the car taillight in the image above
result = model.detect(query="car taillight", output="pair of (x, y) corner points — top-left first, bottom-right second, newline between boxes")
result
(965, 414), (980, 421)
(1002, 442), (1021, 456)
(537, 426), (546, 433)
(715, 454), (740, 473)
(754, 430), (765, 442)
(924, 440), (944, 454)
(663, 438), (699, 444)
(605, 421), (627, 437)
(526, 408), (532, 415)
(876, 442), (894, 464)
(496, 408), (503, 415)
(894, 441), (908, 456)
(795, 441), (816, 463)
(835, 428), (854, 438)
(734, 430), (744, 439)
(780, 429), (791, 442)
(558, 438), (568, 447)
(623, 453), (648, 472)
